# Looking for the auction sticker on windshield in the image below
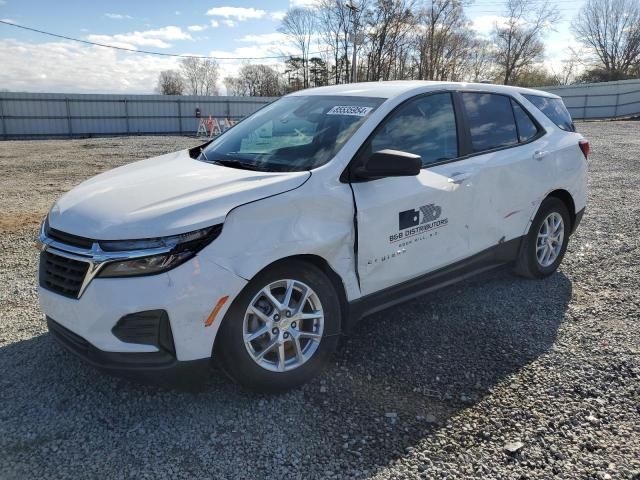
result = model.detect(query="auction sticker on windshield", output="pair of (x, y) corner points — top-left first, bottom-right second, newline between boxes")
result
(327, 105), (373, 116)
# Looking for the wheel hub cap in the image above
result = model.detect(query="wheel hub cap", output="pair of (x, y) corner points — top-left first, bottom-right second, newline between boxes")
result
(536, 212), (564, 268)
(243, 279), (324, 372)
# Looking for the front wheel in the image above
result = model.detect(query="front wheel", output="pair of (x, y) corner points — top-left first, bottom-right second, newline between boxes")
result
(514, 196), (571, 278)
(216, 260), (341, 392)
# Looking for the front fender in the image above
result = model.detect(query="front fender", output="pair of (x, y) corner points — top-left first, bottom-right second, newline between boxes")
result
(199, 175), (360, 302)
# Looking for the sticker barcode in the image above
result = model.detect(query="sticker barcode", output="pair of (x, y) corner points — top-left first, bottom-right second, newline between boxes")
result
(326, 106), (373, 117)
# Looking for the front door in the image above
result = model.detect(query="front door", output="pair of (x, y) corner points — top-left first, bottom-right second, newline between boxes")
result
(350, 92), (478, 296)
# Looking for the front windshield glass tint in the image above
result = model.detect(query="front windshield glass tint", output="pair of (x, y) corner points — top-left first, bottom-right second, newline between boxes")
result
(200, 95), (384, 172)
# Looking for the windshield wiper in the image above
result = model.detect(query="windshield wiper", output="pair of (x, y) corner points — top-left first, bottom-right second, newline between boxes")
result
(213, 159), (265, 171)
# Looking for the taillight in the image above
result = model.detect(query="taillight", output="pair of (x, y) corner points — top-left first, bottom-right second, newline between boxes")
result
(579, 139), (590, 159)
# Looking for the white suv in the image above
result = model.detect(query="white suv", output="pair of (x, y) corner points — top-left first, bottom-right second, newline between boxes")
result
(38, 81), (588, 391)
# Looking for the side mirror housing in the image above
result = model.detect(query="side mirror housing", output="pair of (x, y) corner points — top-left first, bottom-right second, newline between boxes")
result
(352, 149), (421, 180)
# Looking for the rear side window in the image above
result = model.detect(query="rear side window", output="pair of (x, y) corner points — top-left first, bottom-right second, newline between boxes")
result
(523, 94), (575, 132)
(511, 100), (539, 142)
(460, 93), (518, 152)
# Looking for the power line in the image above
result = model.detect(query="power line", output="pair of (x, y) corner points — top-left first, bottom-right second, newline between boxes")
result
(0, 20), (323, 60)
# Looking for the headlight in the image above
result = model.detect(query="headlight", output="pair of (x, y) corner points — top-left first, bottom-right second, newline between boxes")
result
(97, 225), (222, 278)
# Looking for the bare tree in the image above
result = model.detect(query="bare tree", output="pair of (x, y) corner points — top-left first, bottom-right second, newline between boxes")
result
(156, 70), (184, 95)
(318, 0), (348, 83)
(180, 58), (220, 96)
(280, 8), (316, 88)
(224, 64), (286, 96)
(317, 0), (369, 83)
(572, 0), (640, 80)
(285, 0), (507, 86)
(512, 67), (557, 87)
(550, 54), (580, 85)
(414, 0), (471, 80)
(491, 0), (559, 85)
(467, 39), (495, 82)
(362, 0), (416, 81)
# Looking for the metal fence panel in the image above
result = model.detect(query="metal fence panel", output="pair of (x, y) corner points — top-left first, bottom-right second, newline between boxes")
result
(6, 118), (69, 136)
(3, 81), (638, 139)
(0, 92), (277, 139)
(541, 79), (640, 120)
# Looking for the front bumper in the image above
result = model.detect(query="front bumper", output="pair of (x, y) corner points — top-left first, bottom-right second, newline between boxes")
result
(38, 255), (247, 363)
(48, 316), (180, 370)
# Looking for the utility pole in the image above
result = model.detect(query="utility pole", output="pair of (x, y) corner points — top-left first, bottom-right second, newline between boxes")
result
(345, 2), (359, 83)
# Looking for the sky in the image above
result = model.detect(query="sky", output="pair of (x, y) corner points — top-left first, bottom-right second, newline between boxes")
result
(0, 0), (586, 94)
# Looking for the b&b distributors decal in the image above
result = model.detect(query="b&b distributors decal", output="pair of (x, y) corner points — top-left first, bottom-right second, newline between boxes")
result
(389, 204), (448, 243)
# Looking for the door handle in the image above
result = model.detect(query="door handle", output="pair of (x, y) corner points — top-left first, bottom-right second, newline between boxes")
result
(533, 150), (549, 161)
(447, 171), (471, 183)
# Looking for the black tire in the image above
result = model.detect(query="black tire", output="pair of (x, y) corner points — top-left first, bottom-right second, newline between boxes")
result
(514, 196), (572, 279)
(216, 260), (341, 393)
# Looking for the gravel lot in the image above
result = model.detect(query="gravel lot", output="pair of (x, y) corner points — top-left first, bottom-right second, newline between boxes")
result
(0, 124), (638, 479)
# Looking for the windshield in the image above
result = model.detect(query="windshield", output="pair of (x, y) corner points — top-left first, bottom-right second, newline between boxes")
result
(199, 95), (384, 172)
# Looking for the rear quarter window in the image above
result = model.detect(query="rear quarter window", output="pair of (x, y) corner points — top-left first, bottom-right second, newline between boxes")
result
(523, 94), (575, 132)
(511, 100), (539, 142)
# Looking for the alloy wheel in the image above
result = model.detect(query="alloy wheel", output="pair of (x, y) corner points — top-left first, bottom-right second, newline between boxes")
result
(536, 212), (565, 267)
(243, 279), (324, 372)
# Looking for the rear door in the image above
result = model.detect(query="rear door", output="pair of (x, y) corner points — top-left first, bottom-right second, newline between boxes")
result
(456, 92), (549, 254)
(350, 92), (480, 296)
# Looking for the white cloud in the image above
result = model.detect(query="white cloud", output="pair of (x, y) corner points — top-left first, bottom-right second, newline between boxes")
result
(206, 6), (266, 21)
(0, 31), (297, 94)
(289, 0), (319, 7)
(0, 39), (179, 93)
(175, 11), (181, 15)
(187, 24), (208, 32)
(105, 13), (132, 20)
(1, 17), (16, 24)
(270, 11), (286, 21)
(238, 33), (289, 44)
(543, 27), (584, 71)
(222, 19), (236, 28)
(469, 15), (508, 35)
(87, 26), (192, 50)
(210, 19), (219, 28)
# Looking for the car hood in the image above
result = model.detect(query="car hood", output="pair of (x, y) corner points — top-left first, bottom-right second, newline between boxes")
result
(48, 149), (310, 240)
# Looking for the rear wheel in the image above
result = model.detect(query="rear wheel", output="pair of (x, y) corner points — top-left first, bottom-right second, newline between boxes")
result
(216, 260), (341, 392)
(515, 197), (571, 278)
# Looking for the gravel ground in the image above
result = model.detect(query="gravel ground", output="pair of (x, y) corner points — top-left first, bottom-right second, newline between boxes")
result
(0, 125), (638, 479)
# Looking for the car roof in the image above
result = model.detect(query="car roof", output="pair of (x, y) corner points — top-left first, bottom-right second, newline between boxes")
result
(287, 80), (560, 100)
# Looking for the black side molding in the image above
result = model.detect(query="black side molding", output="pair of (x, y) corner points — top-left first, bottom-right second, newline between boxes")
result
(345, 236), (523, 330)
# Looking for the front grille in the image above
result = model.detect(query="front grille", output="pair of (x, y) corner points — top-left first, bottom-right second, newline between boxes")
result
(46, 227), (94, 249)
(39, 251), (90, 298)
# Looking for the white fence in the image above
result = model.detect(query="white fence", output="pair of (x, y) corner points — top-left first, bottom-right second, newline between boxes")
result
(0, 92), (277, 139)
(541, 79), (640, 121)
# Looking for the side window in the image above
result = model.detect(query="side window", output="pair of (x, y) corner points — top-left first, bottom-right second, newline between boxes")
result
(461, 93), (518, 152)
(523, 94), (575, 132)
(370, 93), (458, 167)
(511, 100), (539, 142)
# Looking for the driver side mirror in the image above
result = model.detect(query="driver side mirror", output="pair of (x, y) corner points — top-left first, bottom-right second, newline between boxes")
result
(352, 149), (422, 180)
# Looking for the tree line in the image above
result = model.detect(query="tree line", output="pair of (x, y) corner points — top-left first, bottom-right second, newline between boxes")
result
(157, 0), (640, 96)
